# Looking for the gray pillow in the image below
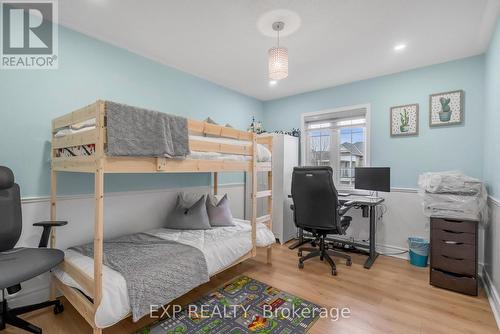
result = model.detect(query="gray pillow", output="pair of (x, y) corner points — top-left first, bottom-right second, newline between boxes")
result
(207, 194), (234, 227)
(166, 195), (211, 230)
(179, 192), (206, 207)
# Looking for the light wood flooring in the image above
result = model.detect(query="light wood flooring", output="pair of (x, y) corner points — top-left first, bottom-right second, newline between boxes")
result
(3, 243), (498, 334)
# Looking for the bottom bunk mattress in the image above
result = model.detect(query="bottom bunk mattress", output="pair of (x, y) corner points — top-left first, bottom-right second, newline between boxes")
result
(52, 219), (275, 328)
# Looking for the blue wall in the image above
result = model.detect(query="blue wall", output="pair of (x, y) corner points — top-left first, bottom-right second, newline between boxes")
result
(263, 56), (485, 188)
(0, 22), (492, 196)
(0, 26), (263, 197)
(484, 18), (500, 198)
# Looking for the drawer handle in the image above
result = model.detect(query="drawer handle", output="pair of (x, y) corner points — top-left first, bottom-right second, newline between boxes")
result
(443, 219), (463, 223)
(435, 269), (474, 279)
(443, 229), (463, 234)
(442, 254), (464, 261)
(443, 240), (463, 245)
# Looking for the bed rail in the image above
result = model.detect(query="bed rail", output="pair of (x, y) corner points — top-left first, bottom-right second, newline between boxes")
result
(51, 100), (256, 173)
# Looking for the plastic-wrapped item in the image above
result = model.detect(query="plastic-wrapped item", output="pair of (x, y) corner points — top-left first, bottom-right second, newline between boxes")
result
(421, 192), (487, 221)
(418, 171), (488, 223)
(418, 170), (483, 195)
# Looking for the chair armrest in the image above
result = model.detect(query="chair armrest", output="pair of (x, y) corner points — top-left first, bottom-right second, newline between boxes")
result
(33, 221), (68, 248)
(338, 201), (356, 216)
(33, 221), (68, 227)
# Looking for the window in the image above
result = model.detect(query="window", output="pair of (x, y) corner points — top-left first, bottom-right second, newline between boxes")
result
(303, 107), (369, 188)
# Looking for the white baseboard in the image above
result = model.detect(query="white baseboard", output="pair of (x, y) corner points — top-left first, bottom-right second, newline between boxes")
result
(376, 243), (409, 260)
(482, 267), (500, 330)
(484, 195), (500, 330)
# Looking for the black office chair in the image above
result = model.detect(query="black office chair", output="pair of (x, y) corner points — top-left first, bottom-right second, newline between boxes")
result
(0, 166), (66, 333)
(291, 166), (355, 275)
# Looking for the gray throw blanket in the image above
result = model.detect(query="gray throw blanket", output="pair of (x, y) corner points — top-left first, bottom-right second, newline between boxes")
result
(106, 101), (189, 158)
(70, 233), (209, 322)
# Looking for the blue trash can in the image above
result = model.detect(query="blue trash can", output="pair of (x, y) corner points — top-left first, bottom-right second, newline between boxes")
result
(408, 237), (429, 267)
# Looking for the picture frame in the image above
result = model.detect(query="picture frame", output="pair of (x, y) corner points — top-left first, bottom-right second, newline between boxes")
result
(390, 103), (419, 137)
(429, 90), (464, 127)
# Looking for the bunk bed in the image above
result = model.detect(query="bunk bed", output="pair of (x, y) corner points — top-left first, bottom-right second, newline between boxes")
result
(49, 100), (274, 333)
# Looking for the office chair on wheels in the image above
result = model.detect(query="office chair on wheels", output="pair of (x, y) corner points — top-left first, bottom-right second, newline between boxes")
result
(0, 166), (66, 333)
(291, 166), (355, 276)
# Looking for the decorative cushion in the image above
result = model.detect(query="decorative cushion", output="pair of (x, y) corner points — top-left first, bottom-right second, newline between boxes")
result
(178, 192), (206, 207)
(207, 194), (234, 227)
(166, 194), (211, 230)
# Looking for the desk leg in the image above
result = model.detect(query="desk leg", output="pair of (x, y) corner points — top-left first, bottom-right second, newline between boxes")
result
(288, 228), (311, 249)
(364, 205), (379, 269)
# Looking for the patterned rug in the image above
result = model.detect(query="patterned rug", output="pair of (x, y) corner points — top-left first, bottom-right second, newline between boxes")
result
(136, 276), (321, 334)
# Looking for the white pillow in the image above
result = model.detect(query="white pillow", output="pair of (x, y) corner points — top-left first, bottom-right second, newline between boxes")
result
(257, 144), (272, 162)
(71, 118), (96, 130)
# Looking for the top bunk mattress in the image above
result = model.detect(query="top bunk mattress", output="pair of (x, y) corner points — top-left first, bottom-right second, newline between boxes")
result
(54, 123), (271, 162)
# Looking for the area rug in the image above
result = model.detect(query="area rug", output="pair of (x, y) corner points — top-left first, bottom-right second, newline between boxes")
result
(136, 275), (321, 334)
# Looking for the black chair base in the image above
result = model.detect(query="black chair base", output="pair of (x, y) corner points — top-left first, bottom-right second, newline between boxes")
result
(298, 236), (352, 275)
(0, 296), (64, 333)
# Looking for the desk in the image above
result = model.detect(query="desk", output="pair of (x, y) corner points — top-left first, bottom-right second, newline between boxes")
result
(289, 195), (385, 269)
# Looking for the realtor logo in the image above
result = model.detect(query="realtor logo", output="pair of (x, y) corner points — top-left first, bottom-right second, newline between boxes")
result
(1, 0), (58, 69)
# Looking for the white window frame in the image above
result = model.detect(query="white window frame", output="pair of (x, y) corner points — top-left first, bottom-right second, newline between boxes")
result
(300, 103), (371, 191)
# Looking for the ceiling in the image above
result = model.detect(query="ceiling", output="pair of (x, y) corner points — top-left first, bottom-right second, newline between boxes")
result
(59, 0), (500, 101)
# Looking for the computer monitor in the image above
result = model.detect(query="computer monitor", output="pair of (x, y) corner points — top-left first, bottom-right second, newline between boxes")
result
(354, 167), (391, 192)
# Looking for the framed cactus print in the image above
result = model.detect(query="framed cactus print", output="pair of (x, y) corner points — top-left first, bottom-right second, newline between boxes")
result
(429, 90), (464, 127)
(390, 103), (419, 137)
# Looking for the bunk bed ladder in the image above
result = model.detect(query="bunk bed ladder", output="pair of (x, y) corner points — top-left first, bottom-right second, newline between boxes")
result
(265, 137), (273, 264)
(251, 134), (258, 257)
(255, 134), (273, 264)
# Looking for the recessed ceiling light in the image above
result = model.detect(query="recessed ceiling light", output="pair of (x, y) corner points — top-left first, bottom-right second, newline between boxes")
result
(394, 43), (407, 51)
(269, 80), (277, 86)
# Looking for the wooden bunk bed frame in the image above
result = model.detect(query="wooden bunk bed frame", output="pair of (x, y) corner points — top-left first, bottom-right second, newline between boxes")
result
(49, 100), (273, 334)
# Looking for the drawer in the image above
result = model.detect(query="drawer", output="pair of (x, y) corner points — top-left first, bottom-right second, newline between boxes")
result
(430, 269), (477, 296)
(431, 228), (476, 245)
(431, 240), (475, 260)
(431, 218), (476, 233)
(432, 253), (476, 274)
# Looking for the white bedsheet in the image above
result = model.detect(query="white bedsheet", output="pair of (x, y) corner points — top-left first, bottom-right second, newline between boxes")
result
(52, 219), (275, 328)
(187, 150), (251, 161)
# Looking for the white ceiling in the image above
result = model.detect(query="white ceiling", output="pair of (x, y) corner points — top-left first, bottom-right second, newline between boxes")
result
(59, 0), (500, 101)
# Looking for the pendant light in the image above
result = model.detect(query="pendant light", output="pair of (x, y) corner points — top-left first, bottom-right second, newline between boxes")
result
(268, 21), (288, 81)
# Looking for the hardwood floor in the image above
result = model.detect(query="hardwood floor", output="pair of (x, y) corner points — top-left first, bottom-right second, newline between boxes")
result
(4, 243), (498, 334)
